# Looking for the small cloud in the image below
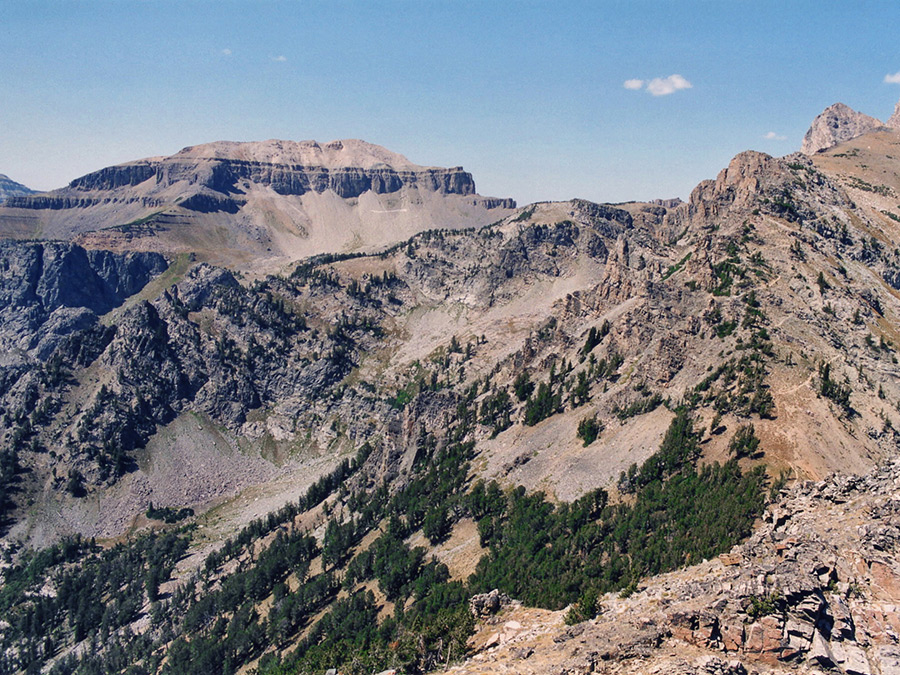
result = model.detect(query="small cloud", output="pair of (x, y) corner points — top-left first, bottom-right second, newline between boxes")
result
(623, 79), (645, 90)
(885, 71), (900, 84)
(221, 48), (232, 56)
(764, 131), (787, 141)
(272, 55), (288, 62)
(646, 74), (692, 96)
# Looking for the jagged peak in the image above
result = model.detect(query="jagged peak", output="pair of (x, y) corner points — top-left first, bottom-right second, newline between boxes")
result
(801, 101), (883, 155)
(887, 97), (900, 130)
(169, 138), (430, 170)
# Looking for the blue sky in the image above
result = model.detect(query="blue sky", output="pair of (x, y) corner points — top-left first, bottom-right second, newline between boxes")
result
(3, 1), (900, 205)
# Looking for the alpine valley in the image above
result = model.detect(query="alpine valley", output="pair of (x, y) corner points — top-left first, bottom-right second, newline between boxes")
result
(2, 101), (900, 675)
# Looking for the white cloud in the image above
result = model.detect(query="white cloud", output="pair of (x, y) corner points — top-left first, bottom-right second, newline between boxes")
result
(764, 131), (787, 141)
(646, 74), (692, 96)
(221, 48), (232, 56)
(272, 55), (287, 62)
(885, 71), (900, 84)
(623, 79), (645, 90)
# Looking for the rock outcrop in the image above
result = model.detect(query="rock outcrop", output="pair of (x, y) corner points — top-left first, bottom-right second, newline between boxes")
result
(801, 102), (883, 154)
(8, 148), (485, 211)
(0, 241), (167, 360)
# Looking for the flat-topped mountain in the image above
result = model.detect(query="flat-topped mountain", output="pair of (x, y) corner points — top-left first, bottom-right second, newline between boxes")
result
(0, 139), (515, 271)
(172, 138), (424, 168)
(0, 173), (36, 204)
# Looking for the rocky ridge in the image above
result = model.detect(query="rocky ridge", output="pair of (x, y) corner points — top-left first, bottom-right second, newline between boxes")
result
(0, 241), (168, 358)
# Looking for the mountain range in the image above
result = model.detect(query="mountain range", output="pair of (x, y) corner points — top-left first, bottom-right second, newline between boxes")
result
(1, 100), (900, 675)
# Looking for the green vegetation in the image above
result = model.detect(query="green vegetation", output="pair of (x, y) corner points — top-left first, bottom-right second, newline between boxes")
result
(473, 410), (766, 608)
(581, 320), (610, 356)
(662, 252), (692, 280)
(576, 415), (602, 446)
(570, 370), (591, 407)
(1, 388), (770, 675)
(565, 587), (599, 625)
(523, 380), (562, 426)
(0, 530), (188, 675)
(479, 388), (513, 436)
(613, 393), (665, 421)
(746, 592), (783, 620)
(391, 380), (417, 409)
(0, 446), (18, 525)
(728, 424), (760, 459)
(513, 206), (535, 222)
(118, 210), (164, 230)
(513, 371), (534, 401)
(819, 362), (853, 415)
(0, 248), (782, 675)
(686, 352), (774, 418)
(766, 189), (802, 222)
(715, 319), (737, 339)
(146, 503), (195, 523)
(847, 176), (893, 196)
(709, 245), (746, 296)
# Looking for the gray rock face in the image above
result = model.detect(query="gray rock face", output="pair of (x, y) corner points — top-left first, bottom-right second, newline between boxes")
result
(0, 241), (168, 359)
(0, 195), (638, 512)
(0, 174), (36, 204)
(469, 589), (512, 617)
(801, 102), (883, 154)
(886, 98), (900, 130)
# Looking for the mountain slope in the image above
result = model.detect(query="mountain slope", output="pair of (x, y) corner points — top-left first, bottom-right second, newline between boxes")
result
(0, 173), (36, 204)
(439, 457), (900, 675)
(0, 139), (515, 271)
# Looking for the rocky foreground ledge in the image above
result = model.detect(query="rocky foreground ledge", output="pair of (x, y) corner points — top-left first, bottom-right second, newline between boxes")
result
(445, 458), (900, 675)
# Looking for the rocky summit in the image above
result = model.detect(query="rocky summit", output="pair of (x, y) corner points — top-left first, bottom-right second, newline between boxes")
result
(1, 116), (900, 675)
(801, 102), (884, 155)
